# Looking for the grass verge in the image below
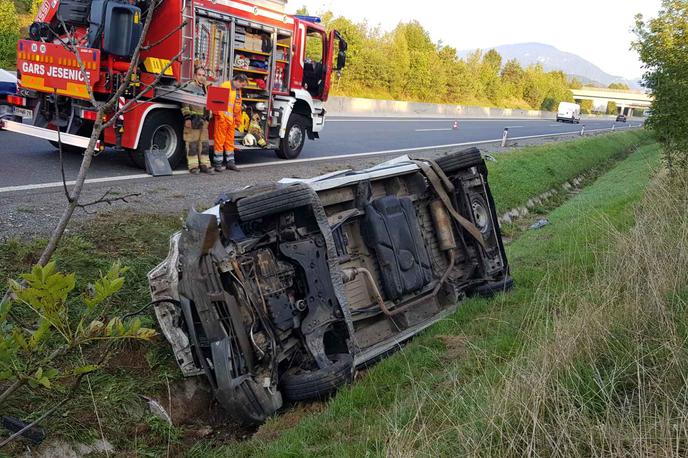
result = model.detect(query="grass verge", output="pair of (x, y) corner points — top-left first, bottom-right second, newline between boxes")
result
(0, 132), (657, 454)
(488, 129), (651, 212)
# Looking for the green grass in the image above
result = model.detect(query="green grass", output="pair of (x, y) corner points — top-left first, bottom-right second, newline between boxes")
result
(0, 213), (186, 455)
(0, 133), (657, 454)
(487, 129), (651, 212)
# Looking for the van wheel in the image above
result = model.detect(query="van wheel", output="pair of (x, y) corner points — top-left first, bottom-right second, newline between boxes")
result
(469, 276), (514, 298)
(280, 354), (354, 401)
(236, 184), (314, 221)
(435, 147), (483, 174)
(276, 114), (307, 159)
(128, 110), (184, 169)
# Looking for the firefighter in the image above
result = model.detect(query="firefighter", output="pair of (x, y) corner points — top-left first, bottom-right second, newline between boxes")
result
(213, 74), (248, 172)
(181, 66), (214, 174)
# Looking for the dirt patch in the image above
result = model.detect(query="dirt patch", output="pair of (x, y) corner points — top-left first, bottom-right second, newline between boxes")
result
(105, 342), (154, 374)
(437, 335), (470, 362)
(252, 402), (326, 443)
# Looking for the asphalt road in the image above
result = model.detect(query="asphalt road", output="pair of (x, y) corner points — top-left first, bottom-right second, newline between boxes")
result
(0, 116), (641, 190)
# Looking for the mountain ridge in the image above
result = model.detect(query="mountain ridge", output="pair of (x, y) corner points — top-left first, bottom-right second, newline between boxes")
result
(459, 42), (641, 89)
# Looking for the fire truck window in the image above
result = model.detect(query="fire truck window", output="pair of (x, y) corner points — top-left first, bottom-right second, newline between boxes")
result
(305, 32), (323, 63)
(303, 30), (325, 97)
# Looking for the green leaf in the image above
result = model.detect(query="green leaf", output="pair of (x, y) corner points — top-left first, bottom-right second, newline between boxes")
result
(83, 262), (128, 310)
(0, 294), (12, 323)
(12, 328), (30, 351)
(29, 318), (51, 349)
(73, 364), (99, 376)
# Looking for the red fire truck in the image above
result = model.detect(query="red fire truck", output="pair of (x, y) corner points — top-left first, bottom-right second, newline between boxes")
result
(0, 0), (347, 167)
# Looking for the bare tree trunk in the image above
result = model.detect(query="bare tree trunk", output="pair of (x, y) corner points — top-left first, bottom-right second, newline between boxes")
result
(38, 119), (103, 266)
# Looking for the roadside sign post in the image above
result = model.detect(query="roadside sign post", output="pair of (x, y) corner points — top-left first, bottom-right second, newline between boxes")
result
(501, 128), (509, 147)
(580, 125), (586, 136)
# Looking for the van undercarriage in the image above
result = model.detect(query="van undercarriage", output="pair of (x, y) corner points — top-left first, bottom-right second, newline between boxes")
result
(148, 148), (512, 424)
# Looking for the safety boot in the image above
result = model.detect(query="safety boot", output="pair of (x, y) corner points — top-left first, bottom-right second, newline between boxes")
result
(226, 160), (240, 172)
(200, 165), (216, 175)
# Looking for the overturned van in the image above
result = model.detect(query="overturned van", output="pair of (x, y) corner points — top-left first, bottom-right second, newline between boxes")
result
(148, 148), (512, 424)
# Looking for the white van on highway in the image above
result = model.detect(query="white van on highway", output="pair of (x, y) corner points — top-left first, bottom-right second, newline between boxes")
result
(556, 102), (581, 124)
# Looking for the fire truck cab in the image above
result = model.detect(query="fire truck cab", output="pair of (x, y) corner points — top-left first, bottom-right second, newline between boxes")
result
(1, 0), (347, 168)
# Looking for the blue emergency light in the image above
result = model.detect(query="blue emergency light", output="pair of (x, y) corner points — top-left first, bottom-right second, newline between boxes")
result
(295, 15), (322, 23)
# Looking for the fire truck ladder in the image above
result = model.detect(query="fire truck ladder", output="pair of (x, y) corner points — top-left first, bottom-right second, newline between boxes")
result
(180, 0), (196, 81)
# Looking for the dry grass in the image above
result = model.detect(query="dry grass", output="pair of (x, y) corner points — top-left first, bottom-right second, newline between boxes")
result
(388, 171), (688, 457)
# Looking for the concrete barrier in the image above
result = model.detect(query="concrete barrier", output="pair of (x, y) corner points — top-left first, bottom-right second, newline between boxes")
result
(325, 95), (628, 121)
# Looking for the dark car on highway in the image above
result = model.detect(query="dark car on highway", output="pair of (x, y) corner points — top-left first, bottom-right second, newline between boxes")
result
(148, 148), (512, 424)
(616, 114), (627, 122)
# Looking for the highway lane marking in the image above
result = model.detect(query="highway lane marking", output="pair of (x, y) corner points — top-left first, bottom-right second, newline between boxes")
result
(415, 128), (454, 132)
(329, 118), (623, 123)
(504, 126), (525, 128)
(0, 126), (641, 195)
(331, 118), (556, 123)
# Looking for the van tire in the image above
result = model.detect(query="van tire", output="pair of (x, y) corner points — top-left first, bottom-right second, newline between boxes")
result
(128, 110), (185, 170)
(469, 276), (514, 298)
(435, 147), (483, 174)
(280, 354), (354, 401)
(236, 184), (314, 221)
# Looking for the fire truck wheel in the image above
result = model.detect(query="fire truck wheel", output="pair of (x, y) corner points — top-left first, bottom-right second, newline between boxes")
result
(277, 114), (307, 159)
(129, 110), (184, 169)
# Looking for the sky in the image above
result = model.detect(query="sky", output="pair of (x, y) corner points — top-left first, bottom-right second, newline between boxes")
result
(286, 0), (663, 79)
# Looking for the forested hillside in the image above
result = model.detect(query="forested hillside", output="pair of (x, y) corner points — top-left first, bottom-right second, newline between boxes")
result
(1, 2), (575, 111)
(1, 0), (40, 67)
(309, 9), (575, 109)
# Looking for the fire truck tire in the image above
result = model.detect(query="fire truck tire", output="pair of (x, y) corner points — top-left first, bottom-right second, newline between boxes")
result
(129, 110), (185, 169)
(56, 0), (91, 26)
(276, 114), (308, 159)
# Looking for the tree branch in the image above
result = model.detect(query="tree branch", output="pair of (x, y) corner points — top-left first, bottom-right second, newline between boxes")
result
(141, 21), (187, 51)
(0, 345), (113, 447)
(103, 50), (184, 129)
(55, 20), (98, 108)
(76, 189), (142, 214)
(99, 0), (164, 114)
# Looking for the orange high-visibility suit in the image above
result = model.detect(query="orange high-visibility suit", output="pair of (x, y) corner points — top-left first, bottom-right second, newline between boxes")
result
(213, 81), (243, 167)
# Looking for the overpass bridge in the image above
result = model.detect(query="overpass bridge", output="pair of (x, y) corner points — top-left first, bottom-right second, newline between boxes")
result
(571, 87), (652, 116)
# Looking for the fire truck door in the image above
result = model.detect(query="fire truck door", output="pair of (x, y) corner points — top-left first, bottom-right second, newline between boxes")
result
(302, 27), (325, 98)
(322, 30), (346, 101)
